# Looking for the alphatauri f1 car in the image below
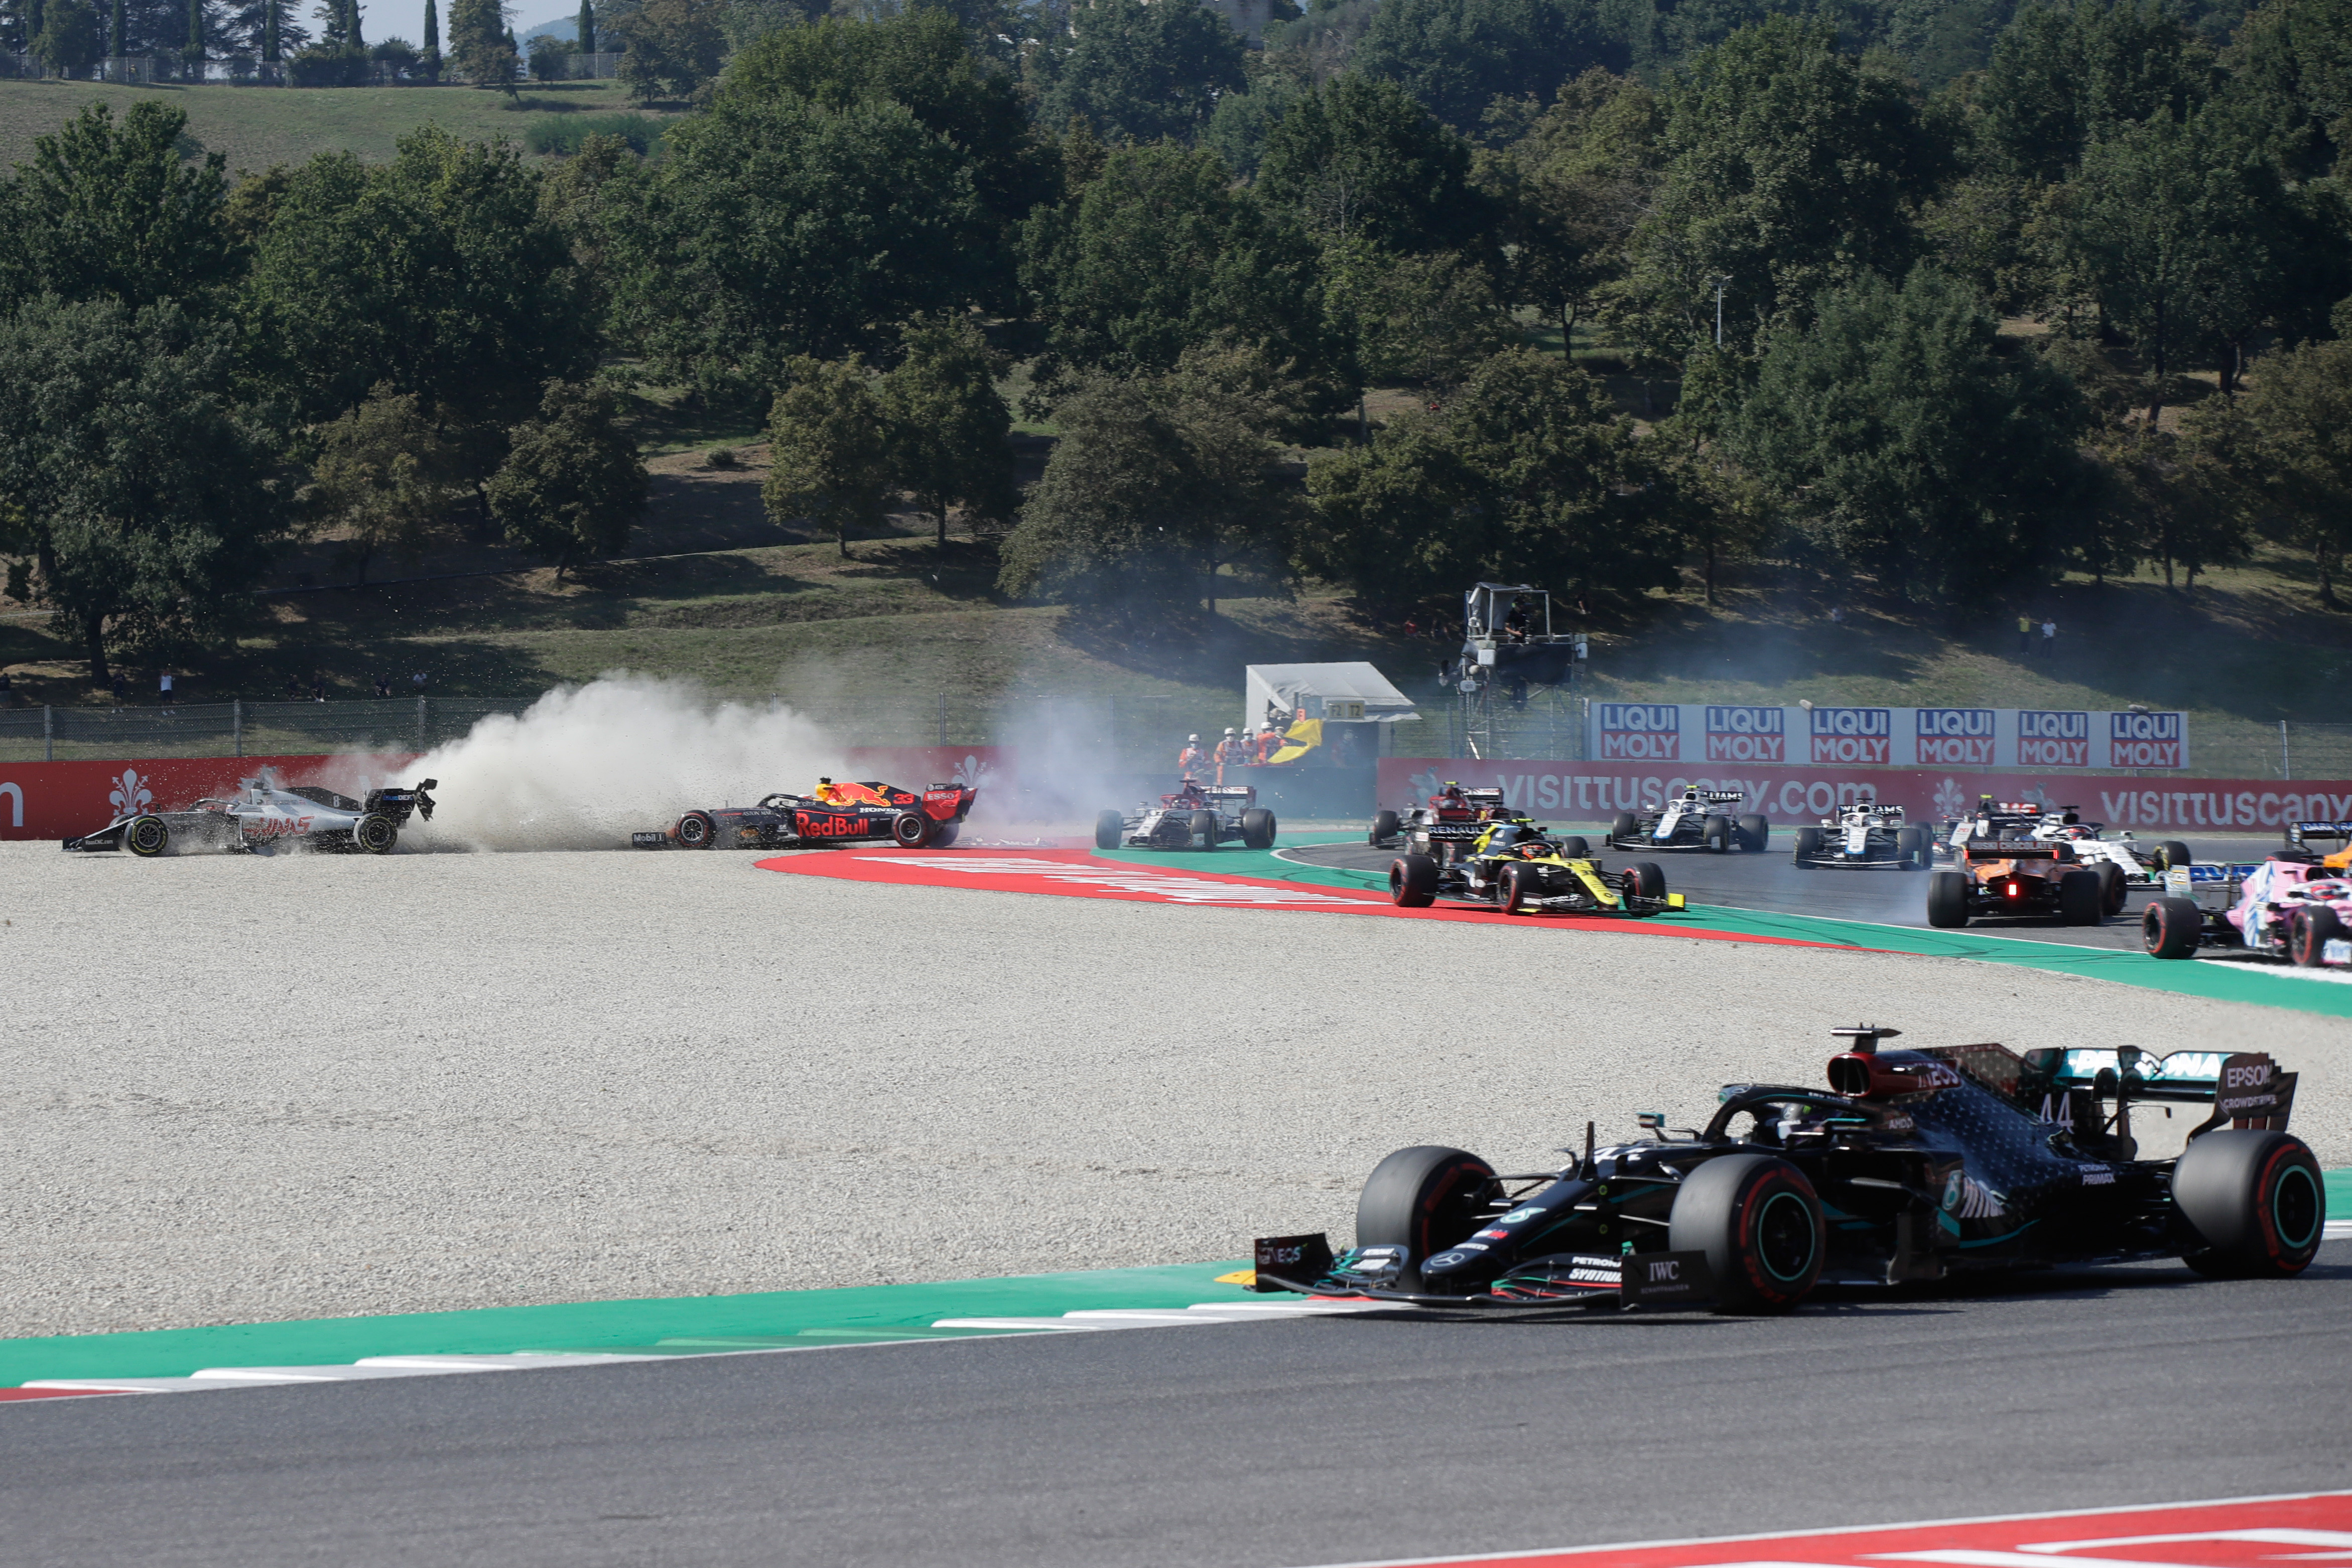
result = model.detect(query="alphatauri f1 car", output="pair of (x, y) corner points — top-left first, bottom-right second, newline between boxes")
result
(1388, 818), (1686, 918)
(63, 776), (438, 855)
(1096, 777), (1276, 850)
(1251, 1025), (2321, 1315)
(1609, 787), (1769, 853)
(636, 777), (976, 851)
(1791, 801), (1931, 870)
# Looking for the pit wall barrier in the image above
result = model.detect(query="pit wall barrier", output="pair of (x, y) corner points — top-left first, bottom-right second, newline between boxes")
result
(1377, 758), (2352, 835)
(1590, 704), (2191, 771)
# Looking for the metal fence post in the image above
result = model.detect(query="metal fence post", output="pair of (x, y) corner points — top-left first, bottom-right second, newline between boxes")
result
(232, 699), (243, 758)
(937, 690), (946, 747)
(417, 696), (428, 754)
(2282, 719), (2292, 781)
(43, 703), (52, 761)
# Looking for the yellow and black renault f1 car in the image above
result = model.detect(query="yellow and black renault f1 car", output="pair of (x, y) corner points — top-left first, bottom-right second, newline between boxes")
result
(1387, 819), (1686, 917)
(633, 777), (977, 851)
(1250, 1026), (2321, 1315)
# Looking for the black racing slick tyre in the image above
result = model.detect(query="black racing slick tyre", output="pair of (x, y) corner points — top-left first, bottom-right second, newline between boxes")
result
(1896, 826), (1930, 870)
(1611, 811), (1638, 847)
(1668, 1153), (1824, 1314)
(1369, 810), (1400, 848)
(1189, 810), (1218, 849)
(1926, 870), (1970, 928)
(1499, 862), (1539, 914)
(2144, 896), (2202, 959)
(2160, 840), (2195, 872)
(124, 815), (169, 857)
(2291, 904), (2344, 967)
(2098, 861), (2128, 915)
(1703, 816), (1730, 853)
(2174, 1129), (2325, 1279)
(2059, 868), (2105, 925)
(1355, 1145), (1499, 1277)
(1240, 808), (1277, 850)
(929, 822), (960, 849)
(1095, 810), (1124, 850)
(674, 811), (716, 849)
(890, 811), (933, 848)
(1738, 814), (1770, 853)
(1390, 853), (1439, 907)
(1555, 836), (1590, 859)
(1628, 862), (1666, 899)
(352, 814), (399, 854)
(1792, 826), (1822, 867)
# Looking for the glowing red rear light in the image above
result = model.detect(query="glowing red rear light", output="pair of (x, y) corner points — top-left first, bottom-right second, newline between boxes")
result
(2005, 882), (2022, 897)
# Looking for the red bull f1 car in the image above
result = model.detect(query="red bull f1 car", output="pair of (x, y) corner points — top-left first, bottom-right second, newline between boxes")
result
(635, 777), (976, 851)
(63, 776), (439, 855)
(1096, 778), (1276, 850)
(1251, 1025), (2321, 1315)
(1609, 787), (1770, 853)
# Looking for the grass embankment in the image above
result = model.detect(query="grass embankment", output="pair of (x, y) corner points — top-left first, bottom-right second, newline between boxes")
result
(0, 78), (645, 171)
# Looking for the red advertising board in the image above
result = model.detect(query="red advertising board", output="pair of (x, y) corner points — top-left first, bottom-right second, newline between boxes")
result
(0, 754), (416, 841)
(1378, 757), (2352, 835)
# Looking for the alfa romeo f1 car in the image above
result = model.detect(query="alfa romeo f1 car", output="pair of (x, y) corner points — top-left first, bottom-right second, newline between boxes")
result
(1388, 818), (1686, 918)
(1609, 787), (1769, 853)
(1926, 835), (2115, 927)
(2143, 849), (2352, 968)
(636, 777), (976, 851)
(63, 776), (439, 856)
(1251, 1024), (2321, 1315)
(1096, 778), (1276, 850)
(1791, 801), (1930, 870)
(1368, 782), (1514, 858)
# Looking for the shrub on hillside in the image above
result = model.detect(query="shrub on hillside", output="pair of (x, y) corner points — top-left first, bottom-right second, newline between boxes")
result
(524, 112), (666, 158)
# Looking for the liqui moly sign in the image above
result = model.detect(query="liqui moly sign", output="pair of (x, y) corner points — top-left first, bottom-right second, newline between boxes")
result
(2017, 710), (2090, 768)
(1596, 703), (1680, 761)
(1705, 706), (1784, 763)
(1913, 708), (1996, 766)
(1807, 707), (1891, 765)
(2110, 710), (2185, 769)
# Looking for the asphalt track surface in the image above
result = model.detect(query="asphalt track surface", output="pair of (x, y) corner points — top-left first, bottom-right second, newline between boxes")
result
(1288, 833), (2284, 952)
(6, 1244), (2348, 1568)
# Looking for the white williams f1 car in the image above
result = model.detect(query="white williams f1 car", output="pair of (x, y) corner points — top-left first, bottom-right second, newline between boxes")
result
(1609, 787), (1769, 853)
(1792, 801), (1931, 870)
(64, 776), (439, 856)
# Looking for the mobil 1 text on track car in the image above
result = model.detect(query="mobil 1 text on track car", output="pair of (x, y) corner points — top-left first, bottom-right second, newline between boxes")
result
(63, 775), (439, 856)
(1387, 817), (1685, 919)
(1251, 1025), (2322, 1315)
(635, 777), (977, 851)
(1609, 786), (1770, 854)
(1096, 777), (1277, 850)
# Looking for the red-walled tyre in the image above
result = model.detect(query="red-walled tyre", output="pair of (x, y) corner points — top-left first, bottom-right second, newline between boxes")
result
(1390, 853), (1439, 907)
(674, 811), (716, 849)
(1669, 1153), (1824, 1314)
(1355, 1145), (1499, 1271)
(2143, 896), (2202, 959)
(890, 811), (932, 848)
(2175, 1130), (2325, 1278)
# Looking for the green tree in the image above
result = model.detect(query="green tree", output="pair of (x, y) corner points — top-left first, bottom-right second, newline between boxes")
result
(613, 0), (725, 102)
(876, 316), (1017, 547)
(486, 379), (648, 578)
(2191, 338), (2352, 606)
(997, 371), (1292, 625)
(606, 93), (989, 402)
(1033, 0), (1247, 146)
(33, 0), (99, 73)
(576, 0), (591, 51)
(1204, 72), (1301, 179)
(240, 127), (592, 476)
(0, 298), (288, 681)
(0, 100), (231, 315)
(1973, 0), (2211, 183)
(446, 0), (515, 91)
(1503, 68), (1663, 347)
(1622, 17), (1950, 357)
(763, 356), (893, 558)
(1321, 235), (1516, 387)
(1351, 0), (1619, 135)
(1254, 74), (1497, 259)
(1725, 267), (2092, 608)
(308, 383), (458, 585)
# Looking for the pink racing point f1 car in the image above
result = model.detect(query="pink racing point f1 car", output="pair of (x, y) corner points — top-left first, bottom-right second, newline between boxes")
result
(2142, 852), (2352, 968)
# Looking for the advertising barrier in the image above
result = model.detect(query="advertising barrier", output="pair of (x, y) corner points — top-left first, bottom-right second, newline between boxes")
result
(1379, 757), (2352, 834)
(0, 754), (410, 840)
(1589, 704), (2189, 770)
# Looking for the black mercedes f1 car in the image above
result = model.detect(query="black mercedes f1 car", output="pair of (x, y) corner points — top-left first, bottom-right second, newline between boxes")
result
(1253, 1025), (2320, 1314)
(633, 778), (977, 851)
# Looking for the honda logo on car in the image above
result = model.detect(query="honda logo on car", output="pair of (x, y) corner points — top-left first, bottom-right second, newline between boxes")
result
(1598, 704), (1679, 761)
(1914, 708), (1995, 766)
(2112, 709), (2185, 768)
(1705, 706), (1783, 763)
(1809, 706), (1890, 765)
(2017, 709), (2091, 767)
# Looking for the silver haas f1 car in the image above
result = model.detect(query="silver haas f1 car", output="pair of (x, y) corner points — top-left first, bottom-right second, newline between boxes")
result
(65, 775), (439, 856)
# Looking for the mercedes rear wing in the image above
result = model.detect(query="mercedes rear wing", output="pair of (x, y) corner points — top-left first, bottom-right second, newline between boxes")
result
(2022, 1047), (2297, 1128)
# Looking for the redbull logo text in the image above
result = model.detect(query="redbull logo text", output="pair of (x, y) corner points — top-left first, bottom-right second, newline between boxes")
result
(1705, 706), (1785, 763)
(794, 811), (870, 838)
(1809, 707), (1891, 765)
(2018, 710), (2091, 768)
(2110, 710), (2185, 769)
(1914, 708), (1996, 766)
(1598, 704), (1680, 761)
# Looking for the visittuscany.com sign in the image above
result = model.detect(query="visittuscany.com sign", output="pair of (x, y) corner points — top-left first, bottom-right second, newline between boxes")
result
(1587, 704), (2189, 770)
(1376, 758), (2351, 834)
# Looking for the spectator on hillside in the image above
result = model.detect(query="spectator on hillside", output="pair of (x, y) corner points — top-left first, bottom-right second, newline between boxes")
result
(0, 667), (15, 707)
(374, 675), (393, 698)
(159, 670), (175, 712)
(109, 673), (125, 708)
(312, 675), (326, 702)
(2017, 613), (2034, 654)
(411, 671), (428, 692)
(2041, 619), (2057, 657)
(285, 674), (304, 701)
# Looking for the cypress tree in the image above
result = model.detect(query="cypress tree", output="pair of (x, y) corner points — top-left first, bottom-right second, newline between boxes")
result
(421, 0), (436, 51)
(186, 0), (202, 57)
(263, 0), (277, 59)
(576, 0), (591, 53)
(108, 0), (121, 57)
(346, 0), (361, 48)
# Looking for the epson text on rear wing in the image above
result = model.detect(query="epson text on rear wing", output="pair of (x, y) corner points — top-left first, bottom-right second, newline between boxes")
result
(2026, 1047), (2297, 1134)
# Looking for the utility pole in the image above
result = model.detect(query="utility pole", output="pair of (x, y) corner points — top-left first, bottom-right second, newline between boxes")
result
(1708, 275), (1731, 348)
